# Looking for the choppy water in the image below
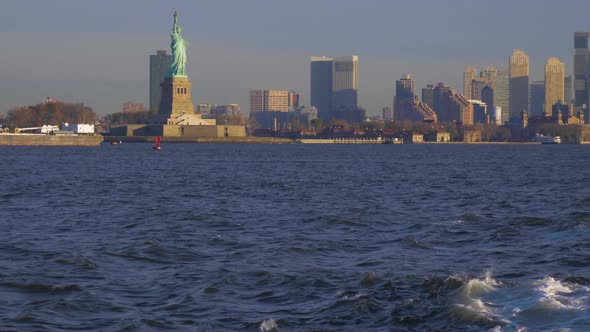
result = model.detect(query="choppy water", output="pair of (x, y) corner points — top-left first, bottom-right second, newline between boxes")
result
(0, 143), (589, 331)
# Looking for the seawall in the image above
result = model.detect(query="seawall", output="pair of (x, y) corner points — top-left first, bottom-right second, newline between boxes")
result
(0, 134), (103, 146)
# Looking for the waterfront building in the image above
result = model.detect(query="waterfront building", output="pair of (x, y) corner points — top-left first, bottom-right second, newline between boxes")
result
(382, 106), (393, 121)
(393, 74), (415, 120)
(250, 106), (318, 131)
(331, 56), (358, 111)
(433, 83), (473, 124)
(545, 57), (565, 115)
(495, 71), (510, 124)
(149, 50), (171, 111)
(510, 49), (530, 120)
(530, 81), (545, 116)
(433, 83), (451, 120)
(410, 100), (437, 122)
(422, 84), (434, 109)
(310, 56), (333, 120)
(574, 32), (589, 108)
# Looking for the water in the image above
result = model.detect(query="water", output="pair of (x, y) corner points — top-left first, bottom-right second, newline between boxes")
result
(0, 143), (589, 331)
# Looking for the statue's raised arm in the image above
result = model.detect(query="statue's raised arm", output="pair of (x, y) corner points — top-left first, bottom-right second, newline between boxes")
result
(173, 11), (178, 33)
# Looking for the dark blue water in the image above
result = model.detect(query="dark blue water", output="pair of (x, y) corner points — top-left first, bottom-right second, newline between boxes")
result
(1, 144), (589, 331)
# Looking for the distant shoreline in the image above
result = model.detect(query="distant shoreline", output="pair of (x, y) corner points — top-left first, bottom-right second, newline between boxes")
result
(101, 136), (587, 145)
(102, 136), (293, 144)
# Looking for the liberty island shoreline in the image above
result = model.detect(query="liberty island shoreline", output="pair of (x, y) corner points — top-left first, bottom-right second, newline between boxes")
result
(102, 135), (562, 144)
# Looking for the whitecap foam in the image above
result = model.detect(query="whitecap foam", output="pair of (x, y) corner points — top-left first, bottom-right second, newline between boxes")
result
(449, 274), (590, 331)
(448, 272), (509, 326)
(259, 318), (279, 332)
(512, 277), (590, 328)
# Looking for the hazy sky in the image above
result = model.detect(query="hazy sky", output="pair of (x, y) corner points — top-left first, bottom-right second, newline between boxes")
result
(1, 0), (589, 117)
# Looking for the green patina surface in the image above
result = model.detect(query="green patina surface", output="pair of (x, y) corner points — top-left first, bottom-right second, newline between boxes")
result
(168, 11), (188, 77)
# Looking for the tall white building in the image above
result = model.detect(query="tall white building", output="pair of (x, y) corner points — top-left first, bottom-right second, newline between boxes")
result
(545, 57), (565, 113)
(509, 49), (530, 120)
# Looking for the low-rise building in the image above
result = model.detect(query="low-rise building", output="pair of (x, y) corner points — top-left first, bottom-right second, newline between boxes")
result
(63, 123), (95, 134)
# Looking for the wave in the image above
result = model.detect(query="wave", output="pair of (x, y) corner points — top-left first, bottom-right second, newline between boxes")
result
(402, 236), (432, 249)
(448, 271), (508, 327)
(0, 281), (83, 294)
(259, 318), (279, 332)
(446, 272), (590, 331)
(54, 255), (97, 269)
(510, 216), (553, 227)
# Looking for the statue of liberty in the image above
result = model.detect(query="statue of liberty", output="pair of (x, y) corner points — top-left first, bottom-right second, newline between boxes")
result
(169, 11), (188, 77)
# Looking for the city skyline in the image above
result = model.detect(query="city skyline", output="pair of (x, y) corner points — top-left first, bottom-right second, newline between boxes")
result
(1, 0), (589, 117)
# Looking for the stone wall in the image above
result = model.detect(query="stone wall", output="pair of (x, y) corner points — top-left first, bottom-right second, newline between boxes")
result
(109, 125), (246, 138)
(0, 134), (103, 146)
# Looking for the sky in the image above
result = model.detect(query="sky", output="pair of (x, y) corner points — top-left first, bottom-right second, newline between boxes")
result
(1, 0), (589, 117)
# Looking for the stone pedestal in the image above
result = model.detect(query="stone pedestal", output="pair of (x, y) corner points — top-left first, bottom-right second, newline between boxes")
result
(158, 76), (195, 122)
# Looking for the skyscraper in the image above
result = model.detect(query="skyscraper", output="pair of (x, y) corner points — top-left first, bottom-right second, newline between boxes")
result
(509, 49), (530, 120)
(470, 80), (487, 100)
(464, 66), (497, 100)
(393, 74), (415, 120)
(564, 76), (573, 104)
(495, 71), (510, 124)
(574, 32), (589, 108)
(311, 55), (359, 121)
(422, 84), (434, 109)
(481, 66), (498, 82)
(310, 56), (333, 120)
(481, 85), (494, 119)
(463, 67), (477, 98)
(149, 50), (171, 111)
(331, 56), (358, 111)
(530, 81), (545, 116)
(544, 57), (565, 113)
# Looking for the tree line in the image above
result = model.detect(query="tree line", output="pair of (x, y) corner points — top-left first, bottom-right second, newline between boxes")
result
(3, 102), (97, 128)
